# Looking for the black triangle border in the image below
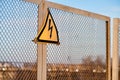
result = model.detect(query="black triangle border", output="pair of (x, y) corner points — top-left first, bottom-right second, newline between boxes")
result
(37, 8), (60, 44)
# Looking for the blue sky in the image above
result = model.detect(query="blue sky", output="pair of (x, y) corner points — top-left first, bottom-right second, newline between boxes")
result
(1, 0), (119, 63)
(48, 0), (120, 18)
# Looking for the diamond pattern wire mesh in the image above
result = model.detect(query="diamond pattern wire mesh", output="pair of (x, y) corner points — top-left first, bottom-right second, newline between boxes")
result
(47, 8), (107, 80)
(0, 0), (38, 80)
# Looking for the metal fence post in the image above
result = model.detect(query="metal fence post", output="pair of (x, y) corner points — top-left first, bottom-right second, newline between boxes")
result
(112, 18), (120, 80)
(106, 21), (111, 80)
(37, 0), (47, 80)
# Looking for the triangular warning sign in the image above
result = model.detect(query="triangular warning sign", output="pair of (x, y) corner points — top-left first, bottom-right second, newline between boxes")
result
(33, 9), (60, 44)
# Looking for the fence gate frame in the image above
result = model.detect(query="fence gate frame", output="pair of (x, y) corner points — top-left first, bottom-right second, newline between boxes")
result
(112, 18), (120, 80)
(25, 0), (111, 80)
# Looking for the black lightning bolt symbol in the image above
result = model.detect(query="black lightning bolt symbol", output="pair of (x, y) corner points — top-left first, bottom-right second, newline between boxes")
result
(48, 19), (53, 39)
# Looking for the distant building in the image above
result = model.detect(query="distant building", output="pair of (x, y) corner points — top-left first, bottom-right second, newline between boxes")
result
(0, 62), (106, 80)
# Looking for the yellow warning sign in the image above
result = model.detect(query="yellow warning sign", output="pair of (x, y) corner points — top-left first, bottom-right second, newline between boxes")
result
(33, 9), (59, 44)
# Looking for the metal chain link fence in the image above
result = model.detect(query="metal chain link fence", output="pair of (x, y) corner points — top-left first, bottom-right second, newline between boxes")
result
(0, 0), (38, 80)
(47, 8), (107, 80)
(0, 0), (110, 80)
